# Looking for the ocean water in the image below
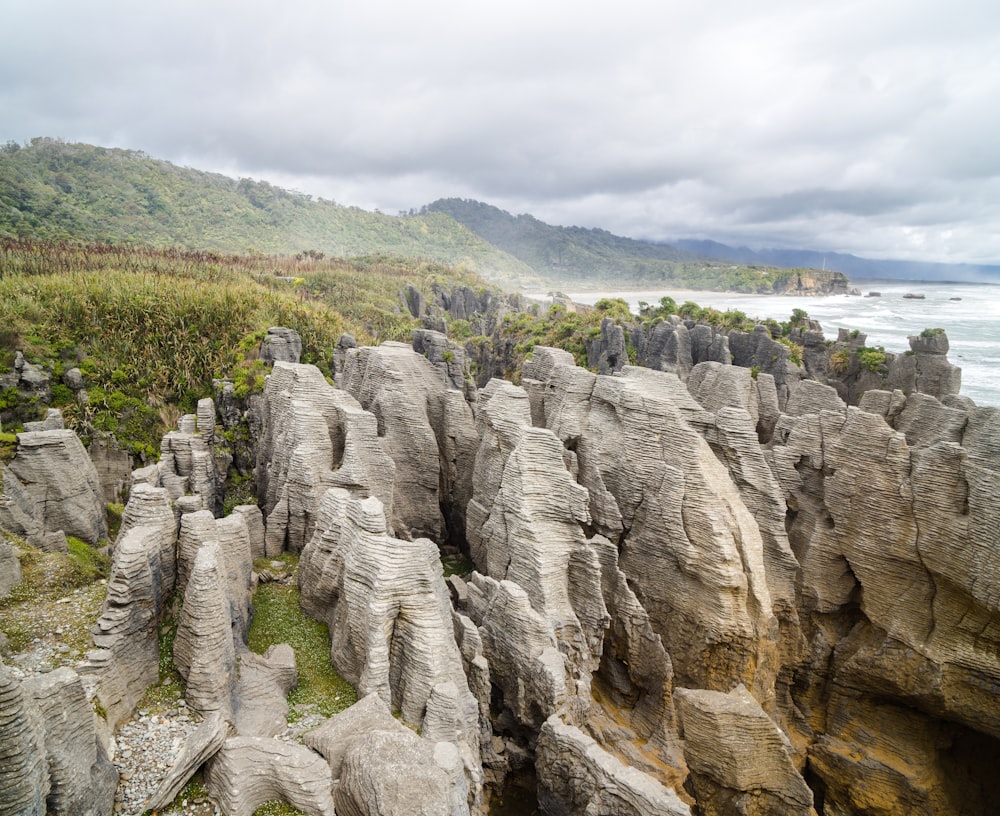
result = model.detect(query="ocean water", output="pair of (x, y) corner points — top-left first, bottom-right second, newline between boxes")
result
(566, 280), (1000, 408)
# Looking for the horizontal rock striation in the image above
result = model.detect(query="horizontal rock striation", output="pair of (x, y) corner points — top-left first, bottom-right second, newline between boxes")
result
(255, 361), (395, 552)
(298, 489), (483, 810)
(536, 715), (691, 816)
(4, 429), (106, 545)
(339, 340), (477, 544)
(205, 736), (336, 816)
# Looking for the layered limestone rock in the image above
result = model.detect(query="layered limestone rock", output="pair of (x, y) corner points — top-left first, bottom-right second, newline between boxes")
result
(0, 661), (49, 816)
(536, 716), (691, 816)
(0, 535), (22, 598)
(307, 693), (471, 816)
(463, 377), (612, 733)
(0, 462), (54, 550)
(176, 509), (253, 640)
(259, 326), (303, 365)
(158, 410), (221, 514)
(81, 517), (177, 730)
(174, 541), (238, 719)
(87, 434), (133, 505)
(674, 685), (813, 816)
(145, 711), (229, 813)
(22, 667), (117, 816)
(4, 429), (106, 545)
(255, 361), (395, 553)
(523, 354), (779, 703)
(768, 387), (1000, 808)
(339, 341), (477, 543)
(298, 490), (482, 809)
(205, 736), (336, 816)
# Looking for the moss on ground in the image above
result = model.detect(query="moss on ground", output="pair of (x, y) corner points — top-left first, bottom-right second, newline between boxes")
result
(248, 555), (357, 719)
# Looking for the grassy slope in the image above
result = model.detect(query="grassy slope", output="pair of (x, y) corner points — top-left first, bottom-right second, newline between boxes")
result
(0, 239), (486, 454)
(0, 139), (534, 283)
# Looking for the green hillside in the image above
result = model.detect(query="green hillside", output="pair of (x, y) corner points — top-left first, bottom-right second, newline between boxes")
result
(0, 139), (534, 283)
(425, 198), (849, 293)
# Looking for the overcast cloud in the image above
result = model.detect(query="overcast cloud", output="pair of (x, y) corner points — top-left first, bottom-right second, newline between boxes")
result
(2, 0), (1000, 263)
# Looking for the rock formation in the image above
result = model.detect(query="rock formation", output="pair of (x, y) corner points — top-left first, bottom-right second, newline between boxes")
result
(79, 485), (177, 730)
(255, 361), (395, 552)
(22, 667), (118, 816)
(0, 535), (22, 598)
(339, 340), (477, 544)
(3, 429), (106, 546)
(205, 736), (336, 816)
(259, 326), (303, 366)
(674, 685), (813, 816)
(298, 490), (483, 810)
(0, 661), (50, 816)
(307, 693), (471, 816)
(536, 716), (691, 816)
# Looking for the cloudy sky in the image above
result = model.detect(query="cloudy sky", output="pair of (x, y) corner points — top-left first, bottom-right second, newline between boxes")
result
(3, 0), (999, 264)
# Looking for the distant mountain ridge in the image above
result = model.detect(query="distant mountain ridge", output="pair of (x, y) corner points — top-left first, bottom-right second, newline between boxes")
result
(673, 239), (1000, 284)
(423, 198), (849, 294)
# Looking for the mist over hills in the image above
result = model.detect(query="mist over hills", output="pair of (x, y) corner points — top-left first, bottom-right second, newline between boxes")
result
(674, 239), (1000, 284)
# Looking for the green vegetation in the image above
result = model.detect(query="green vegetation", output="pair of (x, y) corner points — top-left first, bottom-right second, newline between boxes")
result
(0, 139), (532, 283)
(248, 555), (357, 719)
(857, 346), (888, 373)
(0, 239), (489, 455)
(920, 327), (946, 338)
(776, 337), (804, 366)
(829, 349), (852, 375)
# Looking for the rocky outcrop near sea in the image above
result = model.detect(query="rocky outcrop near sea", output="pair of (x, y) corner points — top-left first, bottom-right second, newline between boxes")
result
(1, 312), (998, 816)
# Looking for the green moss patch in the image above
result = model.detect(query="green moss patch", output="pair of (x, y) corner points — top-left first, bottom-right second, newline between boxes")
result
(248, 555), (356, 719)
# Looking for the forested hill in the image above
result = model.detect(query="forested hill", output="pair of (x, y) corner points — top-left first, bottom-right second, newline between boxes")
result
(0, 139), (533, 281)
(423, 197), (850, 293)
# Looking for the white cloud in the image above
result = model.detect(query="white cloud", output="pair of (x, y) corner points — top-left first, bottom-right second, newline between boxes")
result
(2, 0), (1000, 263)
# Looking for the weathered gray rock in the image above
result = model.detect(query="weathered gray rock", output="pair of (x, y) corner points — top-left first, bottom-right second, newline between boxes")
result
(233, 645), (297, 737)
(303, 692), (412, 778)
(529, 357), (778, 700)
(259, 326), (303, 365)
(339, 341), (477, 543)
(674, 685), (813, 816)
(22, 667), (117, 816)
(176, 510), (253, 642)
(158, 422), (221, 514)
(205, 736), (336, 816)
(145, 711), (229, 812)
(23, 408), (64, 432)
(464, 382), (609, 721)
(232, 504), (266, 560)
(87, 434), (133, 505)
(174, 541), (237, 719)
(255, 362), (395, 552)
(412, 328), (477, 398)
(536, 715), (691, 816)
(7, 429), (106, 544)
(0, 462), (51, 550)
(0, 536), (22, 598)
(335, 729), (463, 816)
(298, 491), (482, 806)
(634, 318), (693, 379)
(81, 520), (176, 730)
(0, 661), (49, 816)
